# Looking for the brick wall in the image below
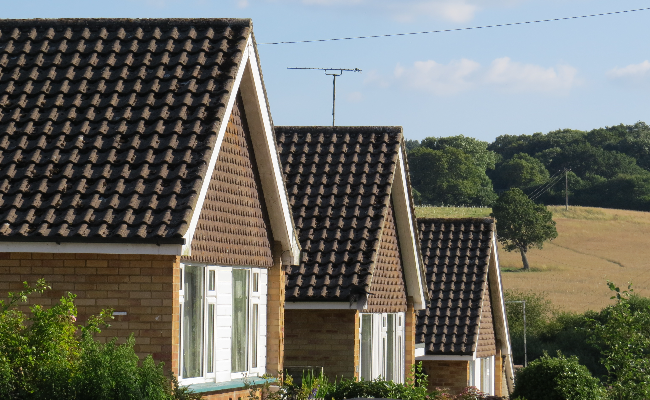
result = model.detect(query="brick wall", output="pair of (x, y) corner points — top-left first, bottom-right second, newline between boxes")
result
(266, 242), (286, 376)
(421, 360), (469, 395)
(405, 297), (416, 377)
(284, 309), (358, 380)
(0, 252), (178, 365)
(201, 387), (258, 400)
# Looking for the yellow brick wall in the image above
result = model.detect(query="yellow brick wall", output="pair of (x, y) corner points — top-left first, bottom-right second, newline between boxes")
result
(405, 297), (416, 377)
(284, 309), (358, 380)
(0, 252), (177, 364)
(266, 242), (285, 376)
(200, 387), (258, 400)
(421, 360), (469, 395)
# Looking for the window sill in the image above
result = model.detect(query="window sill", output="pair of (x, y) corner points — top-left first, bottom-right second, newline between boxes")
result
(186, 377), (275, 393)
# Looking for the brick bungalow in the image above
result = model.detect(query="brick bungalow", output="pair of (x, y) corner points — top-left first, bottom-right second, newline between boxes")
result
(0, 18), (301, 399)
(415, 218), (514, 396)
(275, 126), (428, 382)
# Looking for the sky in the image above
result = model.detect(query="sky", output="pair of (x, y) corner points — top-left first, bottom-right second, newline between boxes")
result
(3, 0), (650, 142)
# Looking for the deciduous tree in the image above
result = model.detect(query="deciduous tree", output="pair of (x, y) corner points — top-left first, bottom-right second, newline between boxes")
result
(490, 188), (557, 270)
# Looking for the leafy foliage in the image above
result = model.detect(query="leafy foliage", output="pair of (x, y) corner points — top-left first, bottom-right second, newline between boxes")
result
(490, 188), (558, 270)
(409, 121), (650, 212)
(408, 146), (496, 206)
(587, 282), (650, 400)
(511, 353), (606, 400)
(0, 280), (195, 400)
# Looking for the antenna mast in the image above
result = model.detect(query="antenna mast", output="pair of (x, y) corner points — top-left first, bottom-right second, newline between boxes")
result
(288, 67), (361, 126)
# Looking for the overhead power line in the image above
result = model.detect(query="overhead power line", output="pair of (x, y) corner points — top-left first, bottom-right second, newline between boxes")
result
(260, 7), (650, 45)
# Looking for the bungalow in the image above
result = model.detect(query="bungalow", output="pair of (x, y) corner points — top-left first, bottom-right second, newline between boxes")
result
(275, 126), (428, 382)
(0, 18), (300, 399)
(415, 218), (514, 396)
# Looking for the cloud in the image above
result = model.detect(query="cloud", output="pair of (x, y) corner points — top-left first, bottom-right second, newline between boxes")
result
(256, 0), (524, 23)
(237, 0), (249, 7)
(388, 57), (579, 95)
(485, 57), (578, 94)
(607, 61), (650, 81)
(347, 91), (363, 102)
(394, 59), (481, 95)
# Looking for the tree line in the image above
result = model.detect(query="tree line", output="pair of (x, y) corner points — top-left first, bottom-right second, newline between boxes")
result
(407, 121), (650, 211)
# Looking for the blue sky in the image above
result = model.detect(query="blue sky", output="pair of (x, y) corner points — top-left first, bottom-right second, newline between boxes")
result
(3, 0), (649, 142)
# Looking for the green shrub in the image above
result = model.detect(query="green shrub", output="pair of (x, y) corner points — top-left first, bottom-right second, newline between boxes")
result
(0, 279), (195, 400)
(511, 352), (606, 400)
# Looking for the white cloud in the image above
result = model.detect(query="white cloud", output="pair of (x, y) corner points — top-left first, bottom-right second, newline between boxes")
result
(607, 61), (650, 81)
(257, 0), (524, 23)
(394, 59), (480, 95)
(363, 70), (391, 88)
(237, 0), (249, 7)
(384, 0), (478, 23)
(347, 91), (363, 102)
(485, 57), (578, 94)
(387, 57), (579, 95)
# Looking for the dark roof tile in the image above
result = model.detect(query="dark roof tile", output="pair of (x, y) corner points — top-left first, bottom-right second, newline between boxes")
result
(276, 126), (403, 302)
(416, 217), (495, 356)
(0, 18), (252, 243)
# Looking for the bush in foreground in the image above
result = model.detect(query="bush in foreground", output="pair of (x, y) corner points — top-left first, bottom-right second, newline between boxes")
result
(0, 279), (200, 400)
(511, 352), (606, 400)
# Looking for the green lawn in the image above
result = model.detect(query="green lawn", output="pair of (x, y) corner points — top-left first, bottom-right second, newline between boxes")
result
(414, 206), (492, 219)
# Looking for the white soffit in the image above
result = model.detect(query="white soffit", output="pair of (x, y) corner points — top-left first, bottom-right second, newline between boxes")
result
(181, 36), (299, 262)
(392, 148), (426, 310)
(285, 301), (364, 310)
(415, 355), (475, 361)
(0, 241), (181, 255)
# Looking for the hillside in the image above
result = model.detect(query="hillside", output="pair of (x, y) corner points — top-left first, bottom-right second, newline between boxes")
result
(414, 205), (650, 313)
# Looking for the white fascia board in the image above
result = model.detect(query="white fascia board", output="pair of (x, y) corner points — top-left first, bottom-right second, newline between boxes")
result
(239, 42), (300, 264)
(181, 35), (253, 257)
(490, 232), (515, 393)
(416, 355), (475, 361)
(0, 241), (181, 255)
(181, 36), (300, 263)
(392, 148), (426, 310)
(285, 301), (363, 310)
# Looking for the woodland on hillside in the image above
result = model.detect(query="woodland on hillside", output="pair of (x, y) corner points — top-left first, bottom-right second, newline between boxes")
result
(407, 121), (650, 211)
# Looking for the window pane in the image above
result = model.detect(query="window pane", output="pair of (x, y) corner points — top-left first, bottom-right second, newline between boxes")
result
(232, 269), (249, 372)
(207, 304), (215, 373)
(360, 314), (372, 380)
(208, 270), (216, 291)
(182, 265), (204, 378)
(252, 304), (258, 368)
(386, 314), (394, 381)
(253, 272), (259, 292)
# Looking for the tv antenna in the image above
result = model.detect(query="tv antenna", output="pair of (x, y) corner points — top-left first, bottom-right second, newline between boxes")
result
(288, 67), (361, 126)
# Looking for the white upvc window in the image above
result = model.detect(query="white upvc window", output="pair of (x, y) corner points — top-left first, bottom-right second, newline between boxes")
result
(179, 264), (267, 384)
(469, 356), (494, 395)
(359, 312), (405, 383)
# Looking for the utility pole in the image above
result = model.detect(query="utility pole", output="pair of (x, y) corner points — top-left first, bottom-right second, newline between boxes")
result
(565, 169), (569, 210)
(287, 67), (361, 126)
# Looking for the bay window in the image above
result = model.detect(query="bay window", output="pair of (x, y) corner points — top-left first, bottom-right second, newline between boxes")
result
(359, 312), (405, 383)
(179, 264), (267, 383)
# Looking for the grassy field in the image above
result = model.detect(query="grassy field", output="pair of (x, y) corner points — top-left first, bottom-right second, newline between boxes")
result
(414, 205), (650, 313)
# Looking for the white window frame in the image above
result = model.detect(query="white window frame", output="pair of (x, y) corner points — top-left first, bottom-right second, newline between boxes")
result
(359, 312), (405, 383)
(178, 263), (267, 384)
(469, 356), (494, 395)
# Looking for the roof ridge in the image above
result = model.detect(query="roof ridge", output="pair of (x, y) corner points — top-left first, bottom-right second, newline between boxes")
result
(0, 18), (252, 28)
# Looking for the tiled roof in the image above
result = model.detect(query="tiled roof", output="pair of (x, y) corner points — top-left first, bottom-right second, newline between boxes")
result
(182, 93), (273, 267)
(276, 126), (403, 302)
(0, 18), (252, 243)
(415, 218), (495, 355)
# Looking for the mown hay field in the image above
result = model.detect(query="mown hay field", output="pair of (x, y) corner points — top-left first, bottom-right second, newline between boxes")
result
(414, 205), (650, 313)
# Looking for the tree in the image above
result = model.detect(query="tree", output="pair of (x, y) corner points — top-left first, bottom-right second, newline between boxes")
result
(492, 153), (550, 191)
(407, 147), (496, 206)
(511, 352), (605, 400)
(421, 134), (497, 171)
(490, 188), (557, 270)
(587, 282), (650, 400)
